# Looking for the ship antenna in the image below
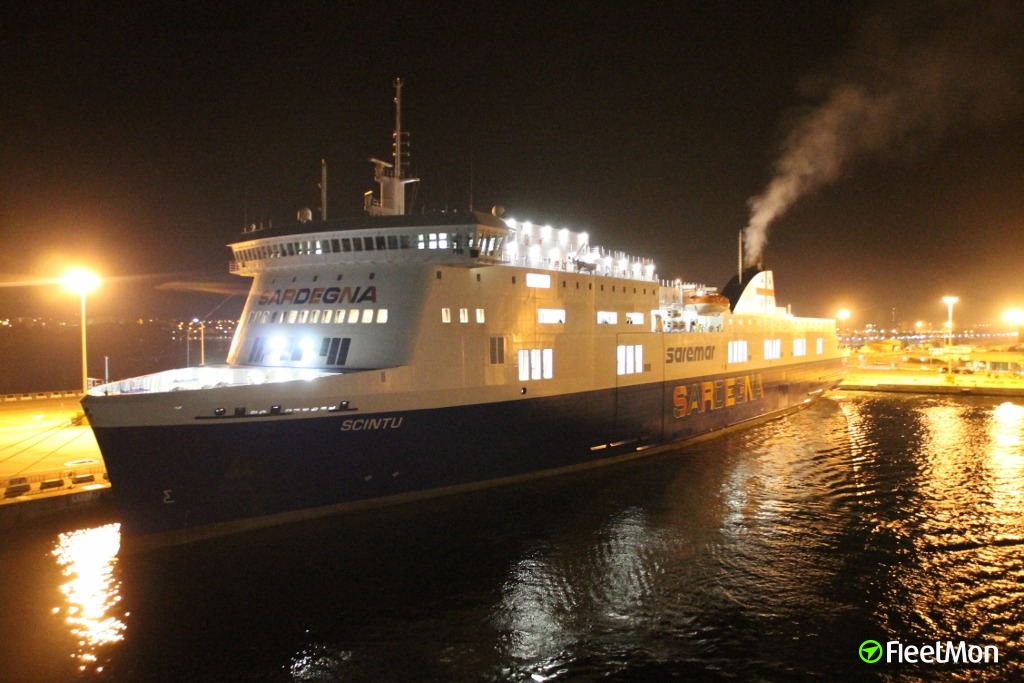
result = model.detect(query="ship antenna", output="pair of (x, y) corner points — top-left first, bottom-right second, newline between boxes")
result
(319, 158), (328, 221)
(394, 77), (404, 181)
(365, 78), (419, 216)
(737, 231), (743, 284)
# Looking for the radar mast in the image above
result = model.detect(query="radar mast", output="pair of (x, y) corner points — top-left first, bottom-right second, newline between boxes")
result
(365, 78), (419, 216)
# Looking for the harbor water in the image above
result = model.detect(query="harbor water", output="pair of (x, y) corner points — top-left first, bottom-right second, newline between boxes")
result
(2, 392), (1022, 681)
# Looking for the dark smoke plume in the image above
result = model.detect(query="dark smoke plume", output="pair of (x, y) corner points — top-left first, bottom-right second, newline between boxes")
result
(743, 1), (1024, 266)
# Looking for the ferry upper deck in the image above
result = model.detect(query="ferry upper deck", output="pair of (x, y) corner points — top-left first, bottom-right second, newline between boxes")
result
(229, 211), (660, 285)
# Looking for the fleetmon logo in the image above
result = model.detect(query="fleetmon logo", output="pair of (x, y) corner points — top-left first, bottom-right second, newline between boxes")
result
(859, 640), (883, 664)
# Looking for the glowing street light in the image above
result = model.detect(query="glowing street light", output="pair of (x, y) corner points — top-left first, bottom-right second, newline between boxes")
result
(1004, 308), (1024, 344)
(62, 268), (101, 394)
(1004, 308), (1024, 325)
(942, 295), (958, 375)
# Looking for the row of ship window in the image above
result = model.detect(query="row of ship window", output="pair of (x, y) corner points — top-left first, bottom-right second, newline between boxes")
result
(234, 231), (503, 263)
(247, 308), (389, 325)
(442, 308), (645, 326)
(511, 344), (648, 381)
(727, 338), (824, 363)
(520, 339), (827, 383)
(245, 307), (643, 326)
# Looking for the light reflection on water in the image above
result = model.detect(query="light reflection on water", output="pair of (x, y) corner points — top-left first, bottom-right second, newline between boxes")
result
(839, 394), (1024, 677)
(18, 394), (1024, 680)
(988, 402), (1024, 519)
(51, 522), (126, 675)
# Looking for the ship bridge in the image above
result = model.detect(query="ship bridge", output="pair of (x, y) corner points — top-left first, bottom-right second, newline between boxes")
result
(229, 213), (658, 283)
(229, 213), (510, 276)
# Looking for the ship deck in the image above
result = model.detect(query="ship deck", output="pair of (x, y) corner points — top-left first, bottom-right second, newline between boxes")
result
(87, 365), (338, 397)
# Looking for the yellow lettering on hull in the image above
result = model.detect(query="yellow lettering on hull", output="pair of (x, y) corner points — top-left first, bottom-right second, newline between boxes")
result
(671, 374), (764, 418)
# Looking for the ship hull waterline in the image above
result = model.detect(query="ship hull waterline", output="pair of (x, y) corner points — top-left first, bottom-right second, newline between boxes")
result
(89, 358), (844, 549)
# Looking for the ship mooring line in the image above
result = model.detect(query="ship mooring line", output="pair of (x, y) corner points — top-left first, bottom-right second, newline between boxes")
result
(0, 421), (77, 465)
(14, 429), (91, 476)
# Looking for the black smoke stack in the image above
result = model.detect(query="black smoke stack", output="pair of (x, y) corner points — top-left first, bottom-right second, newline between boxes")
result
(722, 266), (764, 312)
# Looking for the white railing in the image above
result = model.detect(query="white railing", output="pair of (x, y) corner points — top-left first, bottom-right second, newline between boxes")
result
(88, 366), (336, 396)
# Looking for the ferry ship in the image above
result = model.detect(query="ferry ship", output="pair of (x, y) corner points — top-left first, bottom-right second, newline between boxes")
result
(82, 81), (847, 547)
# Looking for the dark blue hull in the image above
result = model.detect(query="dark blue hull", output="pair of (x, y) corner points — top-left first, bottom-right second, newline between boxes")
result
(91, 358), (844, 545)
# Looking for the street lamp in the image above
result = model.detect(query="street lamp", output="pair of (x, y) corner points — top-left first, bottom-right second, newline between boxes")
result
(1004, 308), (1024, 348)
(191, 318), (206, 366)
(942, 295), (958, 375)
(61, 268), (101, 394)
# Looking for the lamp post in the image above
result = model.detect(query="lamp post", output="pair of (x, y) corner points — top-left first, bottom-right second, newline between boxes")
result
(61, 268), (101, 394)
(191, 318), (206, 366)
(942, 296), (958, 375)
(836, 309), (851, 347)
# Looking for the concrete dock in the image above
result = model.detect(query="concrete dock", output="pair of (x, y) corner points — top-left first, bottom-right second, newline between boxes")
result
(0, 395), (111, 525)
(840, 365), (1024, 397)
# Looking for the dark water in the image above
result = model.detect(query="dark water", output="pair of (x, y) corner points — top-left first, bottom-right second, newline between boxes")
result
(3, 393), (1023, 682)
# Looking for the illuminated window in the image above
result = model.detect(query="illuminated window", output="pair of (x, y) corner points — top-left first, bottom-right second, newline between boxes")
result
(376, 309), (388, 323)
(459, 308), (469, 323)
(728, 340), (748, 364)
(526, 273), (551, 288)
(793, 338), (807, 357)
(347, 309), (360, 324)
(476, 308), (485, 323)
(538, 308), (565, 324)
(336, 309), (346, 323)
(287, 310), (298, 324)
(298, 310), (309, 324)
(530, 349), (542, 379)
(442, 308), (451, 323)
(322, 310), (333, 324)
(816, 337), (824, 354)
(616, 344), (644, 375)
(518, 347), (554, 380)
(361, 309), (374, 323)
(625, 312), (644, 325)
(764, 339), (782, 360)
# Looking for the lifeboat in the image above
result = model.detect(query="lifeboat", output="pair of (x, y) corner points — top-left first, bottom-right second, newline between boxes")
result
(684, 292), (730, 315)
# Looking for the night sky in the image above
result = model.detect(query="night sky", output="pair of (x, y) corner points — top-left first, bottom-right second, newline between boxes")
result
(3, 1), (1023, 328)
